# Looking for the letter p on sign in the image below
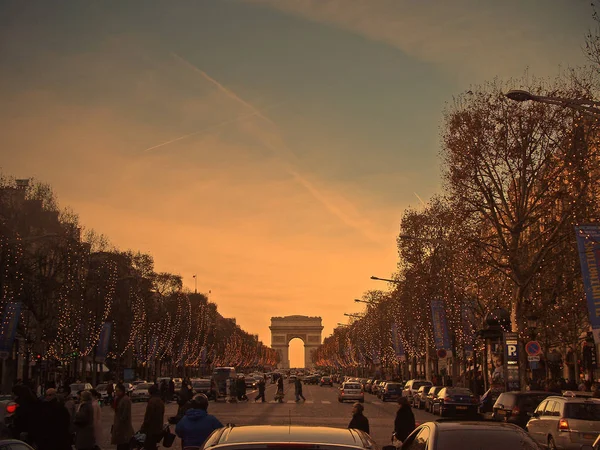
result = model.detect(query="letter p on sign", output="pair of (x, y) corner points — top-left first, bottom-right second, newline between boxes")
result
(507, 345), (517, 357)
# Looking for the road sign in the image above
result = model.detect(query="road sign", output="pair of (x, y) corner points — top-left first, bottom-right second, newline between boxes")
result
(528, 355), (541, 362)
(437, 349), (447, 359)
(525, 341), (542, 356)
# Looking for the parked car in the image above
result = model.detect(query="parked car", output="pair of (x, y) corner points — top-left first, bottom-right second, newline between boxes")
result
(527, 394), (600, 450)
(424, 386), (444, 413)
(95, 383), (115, 402)
(479, 387), (504, 417)
(398, 420), (538, 450)
(364, 379), (375, 393)
(402, 379), (433, 403)
(338, 382), (364, 403)
(130, 382), (153, 402)
(413, 385), (433, 409)
(492, 391), (551, 428)
(320, 376), (333, 386)
(380, 382), (403, 402)
(244, 377), (257, 389)
(431, 387), (479, 416)
(372, 380), (386, 396)
(191, 378), (214, 399)
(202, 425), (378, 450)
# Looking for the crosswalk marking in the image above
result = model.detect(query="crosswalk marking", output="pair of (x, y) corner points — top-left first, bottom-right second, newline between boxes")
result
(322, 400), (331, 404)
(287, 400), (295, 403)
(372, 401), (382, 405)
(306, 400), (314, 404)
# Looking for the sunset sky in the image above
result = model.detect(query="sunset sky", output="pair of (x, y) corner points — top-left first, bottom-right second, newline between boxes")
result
(0, 0), (593, 367)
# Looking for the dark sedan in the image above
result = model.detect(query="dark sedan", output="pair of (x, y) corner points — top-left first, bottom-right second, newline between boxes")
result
(432, 387), (479, 416)
(380, 382), (403, 402)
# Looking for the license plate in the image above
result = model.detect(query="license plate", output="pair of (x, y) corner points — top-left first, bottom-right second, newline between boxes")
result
(583, 433), (597, 440)
(456, 406), (468, 410)
(496, 410), (506, 415)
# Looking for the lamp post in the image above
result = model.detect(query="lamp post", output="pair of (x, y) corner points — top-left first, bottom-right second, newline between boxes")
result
(505, 89), (600, 117)
(355, 298), (378, 305)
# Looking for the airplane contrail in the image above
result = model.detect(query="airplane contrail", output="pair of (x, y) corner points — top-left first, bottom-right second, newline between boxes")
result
(414, 192), (427, 206)
(142, 109), (270, 153)
(171, 52), (276, 126)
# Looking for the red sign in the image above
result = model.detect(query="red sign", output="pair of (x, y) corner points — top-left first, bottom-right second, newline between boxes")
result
(525, 341), (542, 356)
(437, 349), (447, 359)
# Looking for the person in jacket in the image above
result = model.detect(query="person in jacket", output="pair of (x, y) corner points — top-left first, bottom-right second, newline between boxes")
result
(74, 391), (95, 450)
(348, 403), (370, 434)
(111, 383), (134, 450)
(35, 388), (72, 450)
(394, 397), (416, 443)
(254, 378), (266, 403)
(175, 394), (223, 448)
(275, 377), (284, 402)
(11, 384), (39, 443)
(89, 389), (103, 448)
(294, 378), (306, 402)
(141, 385), (165, 450)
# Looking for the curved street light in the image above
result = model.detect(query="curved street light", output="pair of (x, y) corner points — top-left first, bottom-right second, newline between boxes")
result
(505, 89), (600, 117)
(370, 275), (401, 284)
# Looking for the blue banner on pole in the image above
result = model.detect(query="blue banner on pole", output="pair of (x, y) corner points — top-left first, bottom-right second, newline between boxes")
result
(391, 322), (406, 361)
(431, 299), (452, 355)
(95, 322), (112, 363)
(0, 302), (21, 358)
(575, 225), (600, 344)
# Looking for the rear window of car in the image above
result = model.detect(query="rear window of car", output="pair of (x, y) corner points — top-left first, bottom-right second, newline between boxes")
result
(387, 384), (401, 390)
(344, 383), (361, 389)
(518, 394), (550, 411)
(447, 388), (472, 396)
(135, 383), (152, 389)
(565, 403), (600, 420)
(438, 429), (538, 450)
(193, 380), (210, 387)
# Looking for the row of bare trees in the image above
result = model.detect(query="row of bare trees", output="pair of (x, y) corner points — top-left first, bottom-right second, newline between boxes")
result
(0, 175), (277, 383)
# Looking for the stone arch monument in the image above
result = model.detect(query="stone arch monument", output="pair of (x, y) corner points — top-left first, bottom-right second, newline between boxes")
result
(270, 316), (323, 369)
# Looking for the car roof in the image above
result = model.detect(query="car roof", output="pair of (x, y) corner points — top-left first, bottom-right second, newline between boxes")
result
(428, 421), (526, 432)
(207, 426), (371, 448)
(545, 395), (600, 403)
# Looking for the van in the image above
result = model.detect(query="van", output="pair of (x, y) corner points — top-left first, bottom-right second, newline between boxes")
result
(212, 367), (236, 400)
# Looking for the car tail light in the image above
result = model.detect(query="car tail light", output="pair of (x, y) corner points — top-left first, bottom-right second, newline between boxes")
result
(444, 396), (452, 402)
(511, 406), (520, 415)
(6, 402), (18, 414)
(558, 419), (570, 431)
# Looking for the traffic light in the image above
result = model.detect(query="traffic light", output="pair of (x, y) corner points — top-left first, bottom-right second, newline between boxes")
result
(72, 351), (79, 357)
(35, 354), (42, 361)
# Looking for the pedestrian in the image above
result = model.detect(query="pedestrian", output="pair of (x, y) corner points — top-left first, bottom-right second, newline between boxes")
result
(394, 397), (416, 444)
(106, 381), (114, 406)
(160, 379), (169, 403)
(35, 388), (72, 450)
(169, 378), (175, 402)
(254, 378), (266, 403)
(89, 389), (103, 449)
(175, 394), (223, 448)
(74, 391), (96, 450)
(11, 384), (39, 443)
(294, 377), (306, 402)
(110, 383), (134, 450)
(275, 376), (284, 403)
(140, 385), (165, 450)
(348, 403), (370, 434)
(237, 376), (247, 402)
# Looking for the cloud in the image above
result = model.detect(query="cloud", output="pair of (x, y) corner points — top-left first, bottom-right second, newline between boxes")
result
(247, 0), (589, 81)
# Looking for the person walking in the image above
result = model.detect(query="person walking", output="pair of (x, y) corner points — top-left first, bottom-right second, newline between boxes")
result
(74, 391), (96, 450)
(394, 397), (416, 444)
(175, 394), (223, 448)
(111, 384), (134, 450)
(348, 403), (370, 434)
(89, 389), (103, 449)
(140, 385), (165, 450)
(275, 376), (284, 403)
(35, 388), (72, 450)
(254, 378), (266, 403)
(294, 377), (306, 402)
(106, 381), (114, 407)
(169, 378), (175, 402)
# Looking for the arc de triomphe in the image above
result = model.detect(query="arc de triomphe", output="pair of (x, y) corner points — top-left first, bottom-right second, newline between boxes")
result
(270, 316), (323, 369)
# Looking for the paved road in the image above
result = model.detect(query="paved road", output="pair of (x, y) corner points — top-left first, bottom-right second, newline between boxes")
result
(98, 382), (437, 449)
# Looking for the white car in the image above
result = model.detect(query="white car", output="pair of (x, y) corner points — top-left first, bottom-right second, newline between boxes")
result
(130, 383), (153, 402)
(95, 383), (114, 401)
(402, 379), (432, 403)
(69, 383), (93, 401)
(338, 382), (364, 403)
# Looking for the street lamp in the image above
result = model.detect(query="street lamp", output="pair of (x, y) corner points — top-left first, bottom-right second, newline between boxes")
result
(370, 276), (401, 284)
(505, 89), (600, 117)
(526, 314), (539, 340)
(354, 298), (377, 305)
(344, 313), (362, 318)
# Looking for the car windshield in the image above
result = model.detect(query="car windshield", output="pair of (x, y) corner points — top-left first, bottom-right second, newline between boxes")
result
(193, 380), (210, 387)
(344, 384), (361, 389)
(386, 384), (401, 389)
(135, 383), (152, 390)
(439, 429), (538, 450)
(565, 403), (600, 420)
